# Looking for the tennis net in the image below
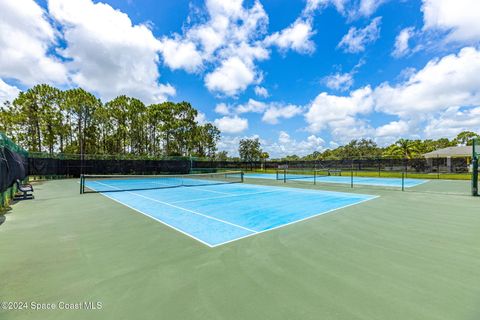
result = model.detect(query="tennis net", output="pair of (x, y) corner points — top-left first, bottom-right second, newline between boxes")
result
(80, 171), (244, 193)
(276, 168), (329, 181)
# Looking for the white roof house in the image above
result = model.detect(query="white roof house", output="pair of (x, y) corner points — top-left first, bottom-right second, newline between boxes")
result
(423, 146), (472, 158)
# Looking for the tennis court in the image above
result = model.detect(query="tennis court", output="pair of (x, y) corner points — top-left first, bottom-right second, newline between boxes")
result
(245, 172), (427, 188)
(3, 177), (480, 320)
(83, 173), (377, 246)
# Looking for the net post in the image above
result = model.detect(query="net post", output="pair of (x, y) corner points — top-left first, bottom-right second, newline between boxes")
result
(314, 169), (316, 185)
(241, 171), (244, 183)
(472, 138), (478, 196)
(283, 168), (286, 183)
(401, 171), (405, 191)
(350, 170), (353, 188)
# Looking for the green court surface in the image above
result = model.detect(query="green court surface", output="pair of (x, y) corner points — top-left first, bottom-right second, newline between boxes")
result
(1, 179), (480, 320)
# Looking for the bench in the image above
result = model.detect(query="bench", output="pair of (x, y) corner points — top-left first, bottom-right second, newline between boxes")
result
(328, 169), (342, 176)
(15, 179), (34, 200)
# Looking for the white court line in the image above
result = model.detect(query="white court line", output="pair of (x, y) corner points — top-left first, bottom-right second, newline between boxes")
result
(87, 180), (379, 248)
(170, 189), (284, 204)
(94, 181), (257, 234)
(247, 174), (429, 188)
(122, 180), (234, 195)
(92, 190), (215, 247)
(210, 195), (380, 247)
(234, 183), (377, 198)
(404, 179), (429, 188)
(128, 192), (257, 233)
(185, 185), (233, 195)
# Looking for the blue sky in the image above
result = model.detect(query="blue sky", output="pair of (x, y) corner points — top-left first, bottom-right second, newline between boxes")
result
(1, 0), (480, 157)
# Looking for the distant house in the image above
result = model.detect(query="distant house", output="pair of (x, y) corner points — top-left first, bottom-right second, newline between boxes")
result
(423, 146), (472, 173)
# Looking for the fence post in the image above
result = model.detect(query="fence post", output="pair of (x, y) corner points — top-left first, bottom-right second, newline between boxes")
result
(80, 174), (84, 194)
(378, 158), (381, 177)
(437, 155), (440, 179)
(472, 138), (478, 196)
(472, 158), (478, 196)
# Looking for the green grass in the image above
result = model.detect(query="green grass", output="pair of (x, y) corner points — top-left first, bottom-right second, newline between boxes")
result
(251, 168), (472, 180)
(1, 179), (479, 319)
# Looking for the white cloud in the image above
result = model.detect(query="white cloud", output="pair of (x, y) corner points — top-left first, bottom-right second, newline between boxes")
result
(262, 105), (303, 124)
(0, 79), (21, 105)
(424, 107), (480, 138)
(157, 0), (342, 96)
(358, 0), (387, 17)
(422, 0), (480, 43)
(0, 0), (67, 85)
(231, 99), (303, 124)
(374, 47), (480, 117)
(375, 120), (409, 137)
(195, 112), (208, 125)
(264, 131), (325, 157)
(338, 17), (382, 53)
(254, 86), (269, 98)
(329, 141), (340, 149)
(214, 99), (303, 125)
(205, 0), (244, 19)
(305, 86), (374, 132)
(214, 116), (248, 133)
(265, 19), (316, 54)
(324, 59), (364, 91)
(205, 57), (257, 96)
(304, 85), (387, 144)
(159, 38), (203, 73)
(159, 0), (269, 96)
(329, 118), (375, 144)
(48, 0), (175, 104)
(392, 27), (415, 58)
(236, 99), (267, 113)
(304, 0), (326, 14)
(306, 46), (480, 145)
(304, 0), (350, 16)
(216, 135), (241, 156)
(214, 102), (231, 115)
(324, 72), (354, 91)
(305, 0), (386, 18)
(216, 133), (264, 156)
(217, 131), (325, 158)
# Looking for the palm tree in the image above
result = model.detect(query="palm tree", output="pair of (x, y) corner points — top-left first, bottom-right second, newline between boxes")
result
(383, 139), (420, 159)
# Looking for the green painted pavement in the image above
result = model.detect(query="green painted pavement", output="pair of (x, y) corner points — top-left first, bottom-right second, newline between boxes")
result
(1, 179), (479, 320)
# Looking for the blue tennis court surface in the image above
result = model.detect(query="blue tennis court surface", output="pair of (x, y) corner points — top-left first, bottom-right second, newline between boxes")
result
(85, 180), (377, 247)
(245, 173), (428, 188)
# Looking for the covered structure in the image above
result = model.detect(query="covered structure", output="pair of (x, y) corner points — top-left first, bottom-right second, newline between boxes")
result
(423, 146), (472, 173)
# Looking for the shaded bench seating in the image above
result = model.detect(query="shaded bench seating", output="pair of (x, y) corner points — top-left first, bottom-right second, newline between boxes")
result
(328, 169), (342, 176)
(14, 179), (34, 200)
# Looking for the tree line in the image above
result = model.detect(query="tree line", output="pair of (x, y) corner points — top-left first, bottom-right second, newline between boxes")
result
(0, 84), (220, 158)
(237, 132), (479, 162)
(1, 84), (477, 161)
(285, 132), (479, 161)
